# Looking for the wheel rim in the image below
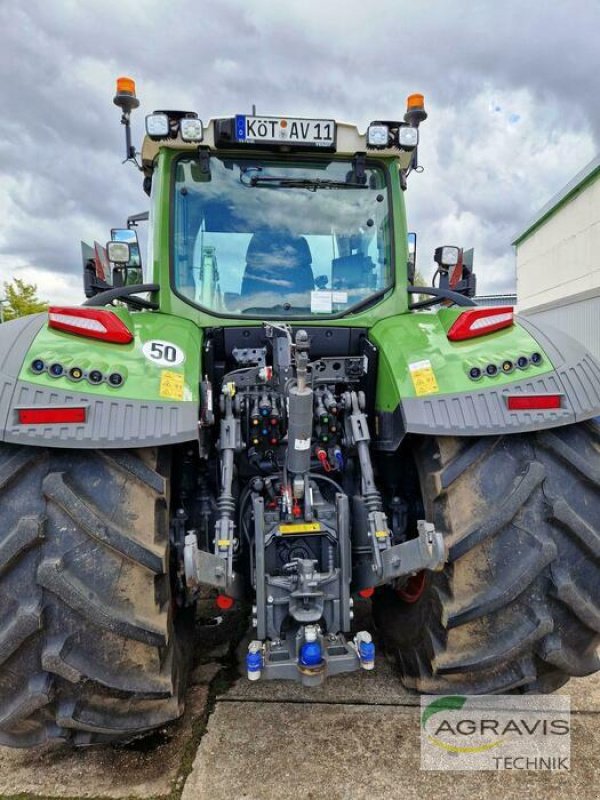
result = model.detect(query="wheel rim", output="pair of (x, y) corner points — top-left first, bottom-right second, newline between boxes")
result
(396, 571), (426, 603)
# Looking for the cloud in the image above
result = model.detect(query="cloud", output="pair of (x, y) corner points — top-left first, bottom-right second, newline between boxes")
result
(0, 0), (597, 303)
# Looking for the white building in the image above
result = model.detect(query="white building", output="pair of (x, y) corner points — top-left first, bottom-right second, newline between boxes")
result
(513, 154), (600, 358)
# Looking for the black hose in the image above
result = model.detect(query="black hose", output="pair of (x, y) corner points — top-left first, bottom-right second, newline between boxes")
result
(308, 472), (345, 495)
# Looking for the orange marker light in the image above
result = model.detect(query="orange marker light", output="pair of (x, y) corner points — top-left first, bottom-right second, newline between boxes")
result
(358, 587), (375, 598)
(116, 76), (136, 96)
(407, 93), (425, 110)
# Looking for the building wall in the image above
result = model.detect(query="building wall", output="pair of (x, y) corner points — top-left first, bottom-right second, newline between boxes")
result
(475, 294), (516, 307)
(521, 292), (600, 360)
(516, 173), (600, 312)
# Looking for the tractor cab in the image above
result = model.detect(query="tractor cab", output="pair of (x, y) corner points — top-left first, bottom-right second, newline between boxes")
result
(89, 83), (479, 324)
(104, 78), (435, 325)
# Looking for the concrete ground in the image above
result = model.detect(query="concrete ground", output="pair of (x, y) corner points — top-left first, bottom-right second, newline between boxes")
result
(1, 603), (599, 800)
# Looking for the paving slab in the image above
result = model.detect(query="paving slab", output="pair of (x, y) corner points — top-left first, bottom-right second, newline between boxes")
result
(182, 699), (600, 800)
(0, 686), (209, 799)
(555, 674), (600, 711)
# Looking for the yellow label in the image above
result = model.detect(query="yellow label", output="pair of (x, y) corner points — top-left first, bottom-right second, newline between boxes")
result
(375, 530), (389, 539)
(409, 359), (439, 397)
(159, 370), (185, 400)
(279, 522), (323, 535)
(217, 539), (231, 548)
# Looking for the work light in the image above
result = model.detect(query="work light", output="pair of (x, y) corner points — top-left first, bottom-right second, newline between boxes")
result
(367, 124), (389, 147)
(145, 113), (170, 139)
(434, 245), (460, 268)
(180, 118), (204, 142)
(398, 126), (419, 149)
(106, 241), (131, 264)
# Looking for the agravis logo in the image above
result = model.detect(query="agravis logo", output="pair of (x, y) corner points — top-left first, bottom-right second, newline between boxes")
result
(420, 694), (570, 771)
(422, 696), (505, 754)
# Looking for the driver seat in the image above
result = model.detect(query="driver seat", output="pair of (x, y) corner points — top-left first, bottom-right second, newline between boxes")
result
(241, 232), (314, 298)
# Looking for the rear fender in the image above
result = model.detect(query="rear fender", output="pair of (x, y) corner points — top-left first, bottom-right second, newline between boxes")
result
(370, 309), (600, 449)
(0, 309), (201, 448)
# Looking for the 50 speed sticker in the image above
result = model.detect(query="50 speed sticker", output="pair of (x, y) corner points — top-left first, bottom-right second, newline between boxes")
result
(142, 340), (185, 367)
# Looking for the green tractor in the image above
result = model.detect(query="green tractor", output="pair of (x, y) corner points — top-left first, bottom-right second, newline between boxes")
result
(1, 78), (599, 747)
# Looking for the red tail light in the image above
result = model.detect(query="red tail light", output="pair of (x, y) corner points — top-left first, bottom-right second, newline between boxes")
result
(447, 307), (514, 341)
(506, 395), (562, 411)
(18, 407), (87, 424)
(48, 307), (133, 344)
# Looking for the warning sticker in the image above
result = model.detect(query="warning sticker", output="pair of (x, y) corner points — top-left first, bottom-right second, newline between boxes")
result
(279, 522), (323, 535)
(159, 370), (185, 400)
(294, 438), (311, 450)
(409, 359), (439, 396)
(310, 290), (333, 314)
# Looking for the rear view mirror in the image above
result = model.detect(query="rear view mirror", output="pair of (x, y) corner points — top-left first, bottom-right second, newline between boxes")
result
(110, 228), (142, 287)
(111, 228), (141, 268)
(407, 232), (417, 281)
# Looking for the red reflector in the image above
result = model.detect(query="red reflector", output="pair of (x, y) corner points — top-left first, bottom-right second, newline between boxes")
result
(18, 407), (87, 424)
(506, 395), (562, 410)
(215, 594), (235, 610)
(447, 306), (514, 341)
(48, 307), (133, 344)
(358, 587), (375, 598)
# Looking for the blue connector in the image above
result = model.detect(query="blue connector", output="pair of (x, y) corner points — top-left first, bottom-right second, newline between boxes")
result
(354, 631), (375, 671)
(359, 639), (375, 663)
(246, 643), (263, 681)
(299, 641), (322, 668)
(333, 447), (344, 470)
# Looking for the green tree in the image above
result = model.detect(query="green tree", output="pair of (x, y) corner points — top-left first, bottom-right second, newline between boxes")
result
(413, 269), (430, 304)
(414, 269), (427, 287)
(2, 278), (48, 322)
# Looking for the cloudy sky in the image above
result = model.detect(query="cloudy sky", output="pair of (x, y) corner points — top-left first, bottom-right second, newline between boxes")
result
(0, 0), (598, 305)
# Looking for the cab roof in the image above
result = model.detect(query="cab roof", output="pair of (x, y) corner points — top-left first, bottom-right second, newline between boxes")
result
(141, 117), (414, 169)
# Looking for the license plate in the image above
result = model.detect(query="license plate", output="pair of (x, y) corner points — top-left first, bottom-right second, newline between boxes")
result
(235, 115), (336, 148)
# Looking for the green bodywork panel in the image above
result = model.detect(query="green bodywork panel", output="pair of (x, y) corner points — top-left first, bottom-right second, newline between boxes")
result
(370, 310), (552, 412)
(20, 308), (202, 403)
(18, 304), (552, 419)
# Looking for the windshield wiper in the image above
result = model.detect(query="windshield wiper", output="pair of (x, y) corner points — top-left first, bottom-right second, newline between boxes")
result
(240, 304), (311, 314)
(240, 173), (367, 191)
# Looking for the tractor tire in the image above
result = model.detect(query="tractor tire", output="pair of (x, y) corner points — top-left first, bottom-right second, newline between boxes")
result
(0, 444), (191, 747)
(373, 420), (600, 694)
